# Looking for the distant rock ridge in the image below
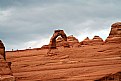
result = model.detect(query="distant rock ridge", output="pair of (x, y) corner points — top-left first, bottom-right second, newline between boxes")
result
(56, 35), (80, 48)
(67, 35), (80, 47)
(40, 22), (121, 49)
(105, 22), (121, 43)
(91, 36), (104, 45)
(41, 45), (49, 49)
(41, 35), (80, 49)
(80, 37), (91, 45)
(81, 36), (104, 45)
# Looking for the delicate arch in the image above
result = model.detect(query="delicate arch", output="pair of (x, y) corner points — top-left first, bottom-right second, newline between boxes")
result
(49, 30), (69, 49)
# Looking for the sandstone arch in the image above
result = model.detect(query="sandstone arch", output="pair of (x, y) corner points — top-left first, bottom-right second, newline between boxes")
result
(49, 30), (69, 49)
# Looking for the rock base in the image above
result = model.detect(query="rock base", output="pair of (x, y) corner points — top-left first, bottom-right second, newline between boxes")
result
(0, 75), (15, 81)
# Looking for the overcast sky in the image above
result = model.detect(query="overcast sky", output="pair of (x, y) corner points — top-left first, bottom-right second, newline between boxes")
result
(0, 0), (121, 50)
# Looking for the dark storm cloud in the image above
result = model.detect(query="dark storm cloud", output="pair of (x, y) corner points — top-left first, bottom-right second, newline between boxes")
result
(0, 0), (121, 50)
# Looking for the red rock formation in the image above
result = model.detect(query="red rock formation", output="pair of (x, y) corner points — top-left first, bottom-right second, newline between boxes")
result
(41, 45), (49, 49)
(4, 22), (121, 81)
(95, 71), (121, 81)
(80, 37), (91, 45)
(0, 40), (5, 60)
(67, 35), (80, 47)
(6, 43), (121, 81)
(56, 35), (80, 48)
(49, 30), (70, 49)
(81, 36), (104, 45)
(90, 36), (104, 45)
(67, 35), (79, 43)
(0, 40), (15, 81)
(105, 22), (121, 43)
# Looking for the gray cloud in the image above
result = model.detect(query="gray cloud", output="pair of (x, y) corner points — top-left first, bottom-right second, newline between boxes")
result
(0, 0), (121, 50)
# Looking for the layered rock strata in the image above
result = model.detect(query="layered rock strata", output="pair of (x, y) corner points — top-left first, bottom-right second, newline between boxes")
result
(0, 40), (15, 81)
(49, 30), (69, 49)
(105, 22), (121, 43)
(56, 35), (80, 48)
(90, 36), (104, 45)
(80, 37), (91, 45)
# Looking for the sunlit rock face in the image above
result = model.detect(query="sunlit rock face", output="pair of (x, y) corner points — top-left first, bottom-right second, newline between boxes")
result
(56, 35), (80, 48)
(105, 22), (121, 43)
(67, 35), (80, 47)
(80, 37), (91, 45)
(90, 36), (104, 45)
(49, 30), (69, 49)
(0, 40), (15, 81)
(81, 36), (104, 45)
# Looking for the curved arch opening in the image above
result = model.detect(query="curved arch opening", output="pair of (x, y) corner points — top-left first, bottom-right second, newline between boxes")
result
(49, 30), (69, 49)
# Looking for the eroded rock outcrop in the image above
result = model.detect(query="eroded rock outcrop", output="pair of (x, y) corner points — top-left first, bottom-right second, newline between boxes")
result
(90, 36), (104, 45)
(67, 35), (80, 47)
(95, 71), (121, 81)
(105, 22), (121, 43)
(0, 40), (5, 61)
(81, 36), (104, 45)
(80, 37), (91, 45)
(41, 45), (49, 49)
(0, 40), (15, 81)
(56, 35), (80, 48)
(49, 30), (70, 49)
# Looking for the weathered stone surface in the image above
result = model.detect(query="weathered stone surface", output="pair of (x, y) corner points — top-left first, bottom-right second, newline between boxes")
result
(80, 37), (91, 45)
(90, 36), (104, 45)
(105, 22), (121, 43)
(0, 40), (15, 80)
(56, 37), (64, 47)
(4, 22), (121, 81)
(41, 35), (80, 49)
(41, 45), (49, 49)
(81, 36), (104, 45)
(56, 35), (80, 48)
(95, 71), (121, 81)
(0, 62), (13, 76)
(49, 30), (69, 49)
(67, 35), (79, 43)
(0, 40), (5, 60)
(0, 75), (15, 81)
(67, 35), (80, 47)
(6, 43), (121, 81)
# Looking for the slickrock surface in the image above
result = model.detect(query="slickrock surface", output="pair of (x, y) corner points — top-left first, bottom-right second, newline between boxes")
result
(95, 71), (121, 81)
(6, 44), (121, 81)
(0, 75), (15, 81)
(106, 22), (121, 43)
(5, 22), (121, 81)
